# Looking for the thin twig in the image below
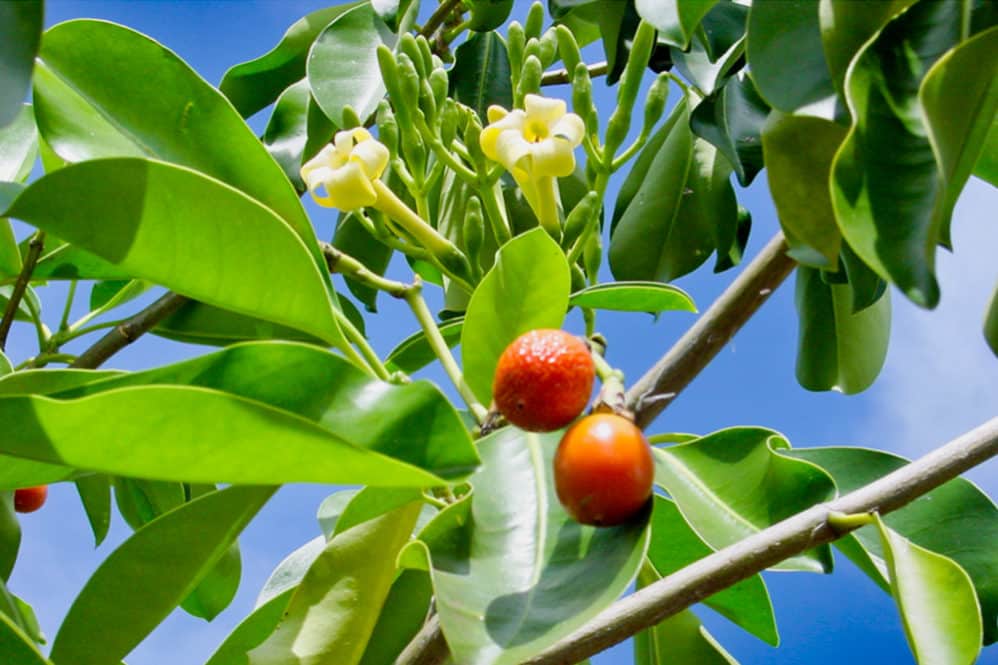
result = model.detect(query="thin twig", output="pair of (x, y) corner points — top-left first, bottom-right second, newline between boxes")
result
(541, 61), (609, 86)
(398, 417), (998, 665)
(419, 0), (462, 38)
(0, 231), (45, 351)
(71, 292), (188, 369)
(626, 231), (796, 428)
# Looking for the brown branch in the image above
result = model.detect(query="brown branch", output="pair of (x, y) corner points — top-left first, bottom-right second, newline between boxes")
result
(626, 231), (796, 428)
(70, 291), (189, 369)
(400, 416), (998, 665)
(0, 230), (45, 351)
(541, 60), (609, 86)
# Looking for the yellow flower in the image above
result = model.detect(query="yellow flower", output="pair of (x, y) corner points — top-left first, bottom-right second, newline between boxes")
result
(301, 128), (389, 211)
(480, 94), (585, 236)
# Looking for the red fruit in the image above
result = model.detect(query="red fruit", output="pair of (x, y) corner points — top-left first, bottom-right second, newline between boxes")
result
(493, 329), (595, 432)
(14, 486), (48, 514)
(554, 413), (654, 526)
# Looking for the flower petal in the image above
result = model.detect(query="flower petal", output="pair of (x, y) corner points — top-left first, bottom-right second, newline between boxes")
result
(487, 105), (509, 124)
(481, 110), (527, 164)
(524, 94), (567, 127)
(529, 137), (578, 177)
(551, 112), (585, 147)
(350, 138), (389, 180)
(492, 129), (533, 172)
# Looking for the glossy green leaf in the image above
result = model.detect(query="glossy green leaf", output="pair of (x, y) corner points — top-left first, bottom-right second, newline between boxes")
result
(0, 284), (40, 323)
(637, 0), (718, 50)
(0, 352), (9, 377)
(256, 537), (326, 610)
(690, 72), (770, 187)
(0, 386), (446, 486)
(51, 485), (275, 665)
(114, 478), (185, 531)
(467, 0), (514, 32)
(762, 112), (846, 267)
(0, 494), (19, 582)
(569, 281), (696, 314)
(874, 515), (982, 665)
(0, 457), (77, 492)
(385, 317), (462, 374)
(0, 220), (17, 282)
(634, 565), (738, 665)
(27, 238), (132, 283)
(263, 79), (335, 193)
(794, 265), (891, 394)
(461, 228), (571, 404)
(0, 612), (49, 665)
(610, 97), (736, 283)
(33, 20), (325, 278)
(308, 4), (397, 127)
(599, 0), (641, 85)
(0, 104), (38, 183)
(0, 368), (123, 396)
(333, 214), (393, 313)
(974, 111), (998, 187)
(647, 496), (777, 645)
(411, 427), (651, 665)
(450, 32), (513, 120)
(818, 0), (918, 93)
(0, 581), (43, 646)
(653, 427), (835, 573)
(153, 300), (342, 347)
(5, 158), (345, 348)
(220, 3), (363, 118)
(0, 1), (42, 127)
(919, 26), (998, 247)
(75, 474), (111, 547)
(248, 500), (421, 665)
(986, 284), (998, 357)
(205, 589), (293, 665)
(184, 540), (242, 622)
(372, 0), (417, 32)
(787, 446), (998, 645)
(57, 342), (479, 482)
(747, 0), (835, 112)
(316, 489), (362, 540)
(89, 280), (149, 314)
(831, 1), (965, 308)
(669, 2), (748, 95)
(357, 569), (432, 665)
(334, 487), (423, 537)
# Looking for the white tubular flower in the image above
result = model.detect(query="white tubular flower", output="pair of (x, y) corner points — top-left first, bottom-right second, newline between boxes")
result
(301, 128), (389, 211)
(479, 94), (585, 235)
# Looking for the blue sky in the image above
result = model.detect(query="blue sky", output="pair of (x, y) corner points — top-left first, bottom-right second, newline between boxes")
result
(6, 1), (998, 664)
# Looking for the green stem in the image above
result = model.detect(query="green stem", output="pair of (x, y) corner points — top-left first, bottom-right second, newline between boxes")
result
(533, 175), (562, 239)
(566, 170), (610, 265)
(322, 242), (412, 297)
(404, 279), (488, 423)
(334, 305), (391, 381)
(827, 511), (876, 533)
(59, 280), (78, 333)
(0, 230), (45, 352)
(14, 352), (78, 370)
(59, 317), (131, 344)
(478, 180), (513, 244)
(442, 18), (471, 43)
(611, 130), (650, 172)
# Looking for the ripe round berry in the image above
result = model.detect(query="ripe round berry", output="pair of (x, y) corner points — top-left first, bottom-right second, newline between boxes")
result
(14, 486), (48, 514)
(554, 413), (654, 526)
(493, 329), (595, 432)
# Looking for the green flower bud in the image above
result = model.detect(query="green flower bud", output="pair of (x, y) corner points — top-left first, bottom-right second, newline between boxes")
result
(507, 21), (525, 87)
(642, 73), (670, 136)
(464, 113), (486, 166)
(538, 29), (558, 68)
(605, 21), (656, 158)
(561, 191), (599, 249)
(377, 46), (409, 119)
(570, 262), (587, 293)
(399, 33), (427, 79)
(341, 105), (362, 129)
(523, 37), (541, 64)
(516, 55), (543, 105)
(429, 68), (449, 110)
(554, 26), (582, 81)
(524, 1), (544, 41)
(583, 231), (602, 282)
(440, 98), (460, 147)
(376, 100), (399, 155)
(572, 63), (598, 137)
(419, 79), (438, 123)
(416, 35), (435, 76)
(398, 53), (421, 109)
(463, 195), (485, 274)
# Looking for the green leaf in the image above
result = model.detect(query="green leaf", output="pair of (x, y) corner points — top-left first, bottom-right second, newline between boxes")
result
(873, 515), (982, 665)
(636, 0), (718, 50)
(986, 284), (998, 357)
(599, 1), (641, 85)
(357, 569), (432, 665)
(634, 565), (739, 665)
(153, 300), (328, 347)
(761, 112), (846, 267)
(114, 478), (185, 531)
(787, 446), (998, 645)
(466, 0), (514, 32)
(974, 110), (998, 187)
(690, 72), (770, 187)
(0, 1), (42, 127)
(0, 386), (445, 487)
(75, 474), (111, 547)
(316, 490), (362, 540)
(0, 284), (40, 324)
(220, 3), (364, 118)
(0, 457), (77, 492)
(0, 220), (17, 282)
(333, 487), (423, 537)
(5, 158), (345, 348)
(818, 0), (918, 94)
(0, 352), (9, 378)
(569, 281), (696, 315)
(653, 427), (836, 573)
(0, 368), (123, 397)
(51, 485), (275, 665)
(0, 493), (20, 582)
(0, 104), (38, 183)
(89, 280), (149, 314)
(247, 500), (421, 665)
(0, 612), (49, 665)
(647, 496), (777, 645)
(204, 589), (293, 665)
(0, 582), (44, 646)
(27, 238), (132, 283)
(610, 97), (736, 283)
(830, 0), (965, 308)
(412, 427), (650, 665)
(668, 2), (748, 95)
(308, 4), (397, 127)
(372, 0), (416, 32)
(262, 79), (335, 192)
(256, 537), (326, 610)
(33, 20), (326, 279)
(55, 342), (479, 483)
(385, 317), (463, 374)
(919, 25), (998, 247)
(794, 265), (891, 394)
(461, 228), (571, 404)
(333, 215), (393, 313)
(450, 32), (513, 120)
(746, 0), (835, 112)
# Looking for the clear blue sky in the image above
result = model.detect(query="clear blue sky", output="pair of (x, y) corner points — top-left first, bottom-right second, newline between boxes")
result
(7, 1), (997, 664)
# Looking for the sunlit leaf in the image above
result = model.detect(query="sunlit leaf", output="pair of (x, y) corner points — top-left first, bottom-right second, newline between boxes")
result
(669, 2), (748, 95)
(263, 79), (335, 193)
(385, 318), (463, 374)
(0, 612), (49, 665)
(205, 589), (293, 665)
(450, 32), (513, 119)
(636, 0), (719, 50)
(0, 104), (37, 184)
(0, 494), (19, 582)
(0, 1), (42, 127)
(75, 474), (111, 547)
(690, 72), (769, 187)
(357, 569), (432, 665)
(569, 281), (696, 315)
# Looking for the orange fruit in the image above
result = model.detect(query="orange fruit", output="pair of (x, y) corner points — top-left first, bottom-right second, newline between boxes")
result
(14, 485), (48, 514)
(554, 413), (654, 526)
(493, 329), (594, 432)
